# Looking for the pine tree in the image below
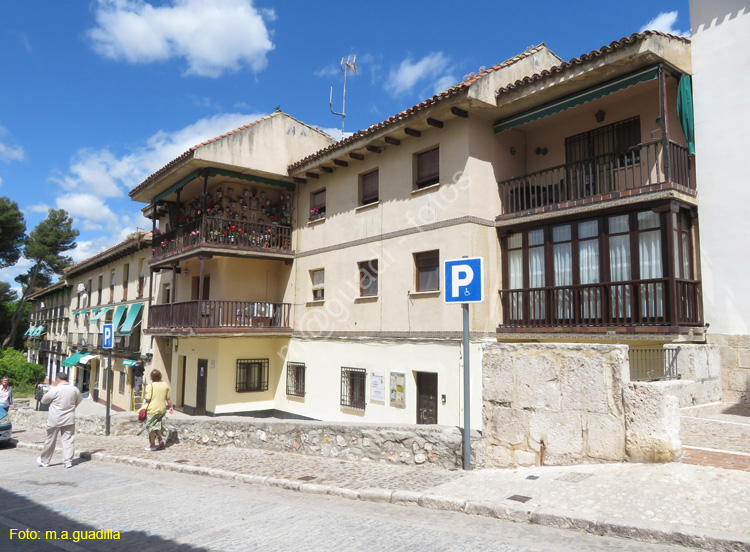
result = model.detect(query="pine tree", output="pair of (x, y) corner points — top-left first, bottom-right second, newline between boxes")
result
(2, 209), (78, 348)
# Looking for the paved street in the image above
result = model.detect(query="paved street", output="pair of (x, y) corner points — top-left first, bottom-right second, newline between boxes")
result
(1, 447), (696, 552)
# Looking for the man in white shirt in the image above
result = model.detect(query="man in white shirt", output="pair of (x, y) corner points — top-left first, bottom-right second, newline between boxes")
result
(38, 372), (82, 468)
(0, 377), (13, 408)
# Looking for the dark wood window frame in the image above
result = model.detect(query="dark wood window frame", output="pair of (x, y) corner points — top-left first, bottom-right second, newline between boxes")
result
(360, 169), (379, 205)
(340, 367), (366, 409)
(414, 250), (439, 292)
(286, 362), (305, 397)
(358, 259), (379, 297)
(236, 359), (269, 393)
(122, 264), (129, 301)
(500, 203), (699, 327)
(415, 147), (439, 189)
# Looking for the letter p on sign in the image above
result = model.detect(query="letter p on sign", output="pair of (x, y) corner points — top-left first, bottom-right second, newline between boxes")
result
(444, 257), (484, 304)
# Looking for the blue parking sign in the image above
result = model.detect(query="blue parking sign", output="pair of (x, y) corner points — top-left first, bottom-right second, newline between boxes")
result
(444, 257), (484, 304)
(102, 324), (114, 349)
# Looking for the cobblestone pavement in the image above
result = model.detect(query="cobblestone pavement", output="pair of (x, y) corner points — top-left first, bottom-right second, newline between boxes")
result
(9, 421), (750, 551)
(680, 402), (750, 471)
(1, 448), (695, 552)
(13, 428), (465, 492)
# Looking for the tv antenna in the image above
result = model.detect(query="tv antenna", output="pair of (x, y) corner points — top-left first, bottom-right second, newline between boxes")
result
(330, 55), (357, 139)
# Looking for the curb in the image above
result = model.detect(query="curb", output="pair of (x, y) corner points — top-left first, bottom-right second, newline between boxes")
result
(14, 442), (750, 551)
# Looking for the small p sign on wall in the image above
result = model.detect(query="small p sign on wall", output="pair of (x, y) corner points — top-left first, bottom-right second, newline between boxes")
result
(444, 257), (484, 304)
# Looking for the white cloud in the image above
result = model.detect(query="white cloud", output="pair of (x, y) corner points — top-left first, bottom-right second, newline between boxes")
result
(0, 177), (3, 186)
(0, 125), (25, 162)
(640, 11), (690, 37)
(28, 203), (51, 214)
(52, 112), (265, 198)
(433, 74), (457, 94)
(385, 52), (454, 96)
(314, 65), (339, 78)
(88, 0), (275, 77)
(312, 126), (353, 141)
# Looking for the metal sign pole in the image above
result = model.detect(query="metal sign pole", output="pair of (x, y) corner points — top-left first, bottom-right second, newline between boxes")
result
(462, 302), (470, 470)
(106, 350), (112, 436)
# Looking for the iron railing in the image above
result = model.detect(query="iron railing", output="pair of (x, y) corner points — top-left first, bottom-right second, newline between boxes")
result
(341, 367), (366, 409)
(148, 300), (291, 330)
(152, 216), (292, 260)
(498, 140), (694, 215)
(499, 278), (702, 328)
(630, 347), (680, 381)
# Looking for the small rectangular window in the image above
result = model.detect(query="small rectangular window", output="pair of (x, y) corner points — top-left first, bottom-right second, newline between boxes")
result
(118, 371), (126, 394)
(236, 359), (269, 393)
(97, 275), (103, 305)
(415, 250), (439, 291)
(415, 148), (439, 189)
(358, 260), (378, 297)
(360, 170), (379, 205)
(286, 362), (305, 397)
(109, 270), (116, 303)
(341, 367), (366, 409)
(310, 189), (326, 221)
(311, 269), (325, 301)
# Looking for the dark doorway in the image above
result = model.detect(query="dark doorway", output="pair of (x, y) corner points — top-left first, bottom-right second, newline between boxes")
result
(196, 358), (208, 416)
(416, 372), (438, 424)
(178, 356), (186, 408)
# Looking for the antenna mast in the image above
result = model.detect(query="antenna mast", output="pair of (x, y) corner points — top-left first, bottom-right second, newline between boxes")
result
(330, 55), (357, 139)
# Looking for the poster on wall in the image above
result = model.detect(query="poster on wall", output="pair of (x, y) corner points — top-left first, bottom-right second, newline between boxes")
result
(390, 372), (405, 406)
(370, 371), (385, 402)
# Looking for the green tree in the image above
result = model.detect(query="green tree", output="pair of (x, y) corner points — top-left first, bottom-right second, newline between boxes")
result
(2, 209), (79, 349)
(0, 196), (26, 268)
(0, 348), (45, 395)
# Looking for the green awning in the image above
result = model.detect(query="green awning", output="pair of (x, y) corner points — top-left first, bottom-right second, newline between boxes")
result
(23, 327), (33, 337)
(32, 325), (45, 337)
(119, 302), (143, 336)
(90, 306), (112, 323)
(122, 359), (141, 367)
(62, 351), (85, 367)
(494, 66), (660, 133)
(111, 304), (128, 332)
(677, 75), (695, 155)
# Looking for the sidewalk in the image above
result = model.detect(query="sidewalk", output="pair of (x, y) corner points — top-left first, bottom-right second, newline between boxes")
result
(10, 404), (750, 551)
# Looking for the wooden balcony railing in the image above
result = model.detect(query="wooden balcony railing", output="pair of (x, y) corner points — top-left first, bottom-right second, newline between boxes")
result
(148, 300), (292, 331)
(153, 216), (292, 261)
(498, 140), (694, 215)
(499, 278), (702, 329)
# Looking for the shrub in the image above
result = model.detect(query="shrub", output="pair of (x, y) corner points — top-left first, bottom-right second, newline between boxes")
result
(0, 348), (45, 395)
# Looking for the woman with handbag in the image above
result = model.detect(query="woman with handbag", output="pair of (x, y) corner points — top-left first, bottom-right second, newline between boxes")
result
(139, 369), (174, 451)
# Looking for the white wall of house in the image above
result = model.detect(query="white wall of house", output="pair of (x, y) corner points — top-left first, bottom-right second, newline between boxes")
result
(691, 0), (750, 402)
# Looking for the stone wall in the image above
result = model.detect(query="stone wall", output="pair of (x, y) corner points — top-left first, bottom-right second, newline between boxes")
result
(709, 334), (750, 404)
(478, 343), (682, 468)
(10, 409), (473, 469)
(663, 344), (722, 406)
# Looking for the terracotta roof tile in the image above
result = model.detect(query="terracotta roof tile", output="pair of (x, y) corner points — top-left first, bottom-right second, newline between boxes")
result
(496, 31), (691, 96)
(64, 232), (152, 276)
(287, 44), (548, 172)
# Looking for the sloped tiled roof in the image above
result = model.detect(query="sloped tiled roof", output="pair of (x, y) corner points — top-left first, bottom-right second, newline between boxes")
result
(287, 44), (550, 172)
(129, 112), (331, 199)
(496, 31), (691, 97)
(64, 232), (152, 276)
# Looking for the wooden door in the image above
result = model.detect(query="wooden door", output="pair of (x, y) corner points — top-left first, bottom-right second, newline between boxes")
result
(196, 358), (208, 416)
(416, 372), (438, 424)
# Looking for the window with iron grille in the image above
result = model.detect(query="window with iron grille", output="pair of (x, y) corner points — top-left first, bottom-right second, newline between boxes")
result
(340, 367), (366, 409)
(415, 147), (439, 189)
(565, 116), (641, 166)
(360, 170), (379, 205)
(414, 250), (439, 291)
(358, 259), (378, 297)
(236, 359), (269, 392)
(286, 362), (305, 397)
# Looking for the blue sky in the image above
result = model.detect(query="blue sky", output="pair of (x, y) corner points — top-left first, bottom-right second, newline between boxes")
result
(0, 0), (690, 288)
